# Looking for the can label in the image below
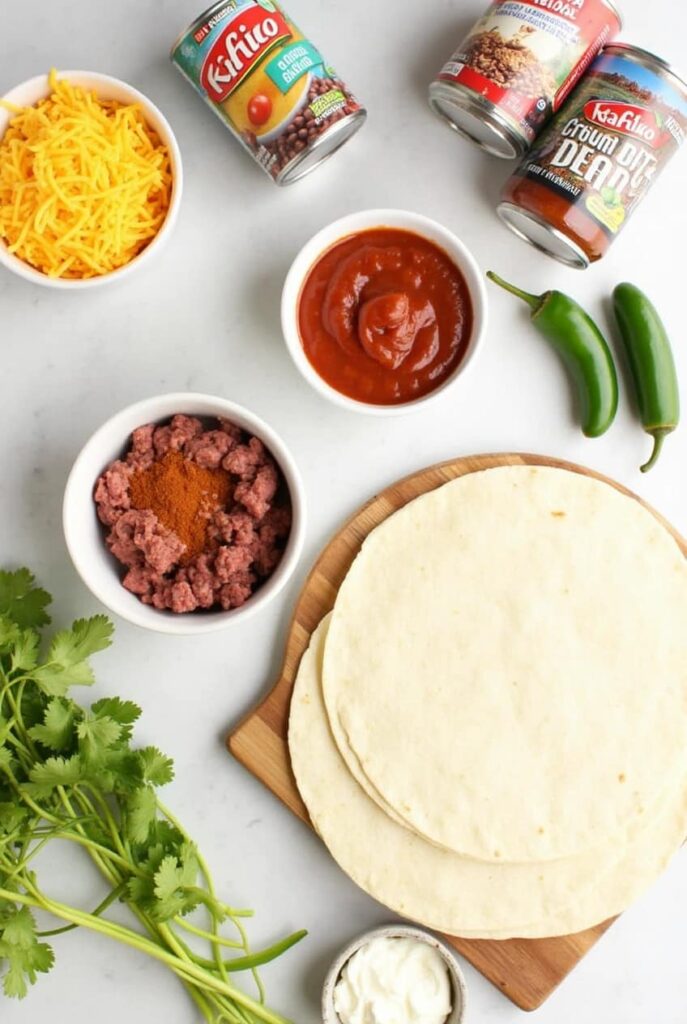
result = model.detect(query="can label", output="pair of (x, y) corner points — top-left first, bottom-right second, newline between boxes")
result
(517, 49), (687, 238)
(437, 0), (620, 145)
(172, 0), (363, 182)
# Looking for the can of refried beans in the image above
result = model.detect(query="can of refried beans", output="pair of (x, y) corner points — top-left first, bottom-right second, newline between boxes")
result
(429, 0), (622, 159)
(171, 0), (366, 186)
(498, 44), (687, 266)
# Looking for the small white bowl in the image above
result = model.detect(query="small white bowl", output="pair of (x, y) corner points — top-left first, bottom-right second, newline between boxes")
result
(281, 209), (487, 416)
(0, 71), (183, 289)
(63, 393), (306, 636)
(322, 925), (467, 1024)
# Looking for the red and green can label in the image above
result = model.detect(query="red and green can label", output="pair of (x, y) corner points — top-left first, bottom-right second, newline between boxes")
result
(172, 0), (363, 182)
(516, 49), (687, 237)
(438, 0), (620, 145)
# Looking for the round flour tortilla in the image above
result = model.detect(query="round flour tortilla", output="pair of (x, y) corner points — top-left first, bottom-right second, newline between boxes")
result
(289, 616), (687, 938)
(322, 466), (687, 863)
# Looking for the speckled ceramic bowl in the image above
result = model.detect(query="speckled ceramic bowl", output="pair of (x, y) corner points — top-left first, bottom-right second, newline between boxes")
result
(322, 925), (467, 1024)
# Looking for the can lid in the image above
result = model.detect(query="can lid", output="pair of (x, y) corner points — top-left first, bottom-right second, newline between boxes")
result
(278, 110), (367, 186)
(428, 85), (522, 159)
(497, 203), (590, 270)
(603, 43), (687, 101)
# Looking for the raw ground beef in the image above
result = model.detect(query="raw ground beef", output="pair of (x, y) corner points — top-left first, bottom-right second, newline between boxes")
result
(94, 415), (292, 613)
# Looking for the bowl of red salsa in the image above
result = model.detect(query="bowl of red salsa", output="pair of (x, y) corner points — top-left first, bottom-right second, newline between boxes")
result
(282, 209), (487, 414)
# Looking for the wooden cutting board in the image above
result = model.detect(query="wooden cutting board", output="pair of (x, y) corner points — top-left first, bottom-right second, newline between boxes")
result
(227, 452), (687, 1011)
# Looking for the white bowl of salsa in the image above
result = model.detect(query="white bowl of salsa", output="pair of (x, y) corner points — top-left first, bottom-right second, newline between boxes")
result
(281, 209), (488, 415)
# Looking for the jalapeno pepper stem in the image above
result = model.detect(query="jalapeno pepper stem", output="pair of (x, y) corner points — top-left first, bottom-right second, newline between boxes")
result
(641, 429), (669, 473)
(486, 271), (541, 312)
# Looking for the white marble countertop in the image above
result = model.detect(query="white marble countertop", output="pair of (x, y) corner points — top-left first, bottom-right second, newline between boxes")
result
(1, 1), (686, 1020)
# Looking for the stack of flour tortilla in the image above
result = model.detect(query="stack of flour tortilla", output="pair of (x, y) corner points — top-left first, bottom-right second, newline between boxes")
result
(288, 466), (687, 938)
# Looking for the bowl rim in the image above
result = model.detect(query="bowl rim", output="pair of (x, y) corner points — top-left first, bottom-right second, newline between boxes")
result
(62, 392), (306, 636)
(281, 208), (488, 417)
(321, 923), (468, 1024)
(0, 69), (183, 290)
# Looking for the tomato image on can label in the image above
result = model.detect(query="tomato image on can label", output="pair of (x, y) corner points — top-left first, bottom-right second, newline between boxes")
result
(171, 0), (366, 185)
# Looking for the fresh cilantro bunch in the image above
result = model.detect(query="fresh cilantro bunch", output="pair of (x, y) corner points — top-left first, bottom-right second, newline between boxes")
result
(0, 569), (304, 1023)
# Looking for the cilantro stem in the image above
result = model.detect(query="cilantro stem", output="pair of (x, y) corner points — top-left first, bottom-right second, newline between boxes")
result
(22, 886), (294, 1024)
(157, 800), (253, 917)
(0, 761), (66, 828)
(186, 984), (217, 1024)
(37, 880), (127, 937)
(46, 790), (279, 1023)
(174, 917), (244, 949)
(80, 783), (131, 861)
(1, 585), (303, 1023)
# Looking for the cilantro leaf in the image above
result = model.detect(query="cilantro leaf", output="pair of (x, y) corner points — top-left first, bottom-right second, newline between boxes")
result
(138, 747), (174, 788)
(125, 786), (157, 845)
(33, 616), (114, 696)
(10, 631), (40, 673)
(91, 697), (141, 742)
(126, 875), (154, 909)
(0, 907), (54, 999)
(0, 570), (51, 630)
(25, 755), (84, 795)
(0, 747), (13, 773)
(0, 942), (55, 998)
(0, 804), (30, 837)
(28, 699), (76, 753)
(152, 845), (201, 920)
(77, 714), (123, 760)
(50, 616), (114, 663)
(0, 617), (21, 653)
(95, 749), (143, 795)
(2, 908), (35, 950)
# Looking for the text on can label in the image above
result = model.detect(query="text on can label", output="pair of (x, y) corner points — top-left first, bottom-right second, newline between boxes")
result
(200, 7), (292, 100)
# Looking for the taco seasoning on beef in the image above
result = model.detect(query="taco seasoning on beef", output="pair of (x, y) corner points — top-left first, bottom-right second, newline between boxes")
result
(171, 0), (366, 185)
(94, 415), (292, 613)
(429, 0), (622, 159)
(498, 45), (687, 266)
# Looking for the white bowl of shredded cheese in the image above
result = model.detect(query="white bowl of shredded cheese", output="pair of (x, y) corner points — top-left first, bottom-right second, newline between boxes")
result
(322, 925), (467, 1024)
(0, 69), (182, 287)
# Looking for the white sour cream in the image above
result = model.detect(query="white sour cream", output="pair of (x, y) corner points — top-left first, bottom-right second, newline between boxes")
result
(333, 936), (452, 1024)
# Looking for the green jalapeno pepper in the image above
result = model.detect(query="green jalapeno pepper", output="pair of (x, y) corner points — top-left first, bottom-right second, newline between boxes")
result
(487, 272), (618, 438)
(612, 283), (680, 473)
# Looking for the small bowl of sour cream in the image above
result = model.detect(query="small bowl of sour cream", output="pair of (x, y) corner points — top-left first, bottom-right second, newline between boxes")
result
(322, 925), (467, 1024)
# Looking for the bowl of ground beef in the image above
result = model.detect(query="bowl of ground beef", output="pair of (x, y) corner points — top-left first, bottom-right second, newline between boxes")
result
(63, 394), (306, 634)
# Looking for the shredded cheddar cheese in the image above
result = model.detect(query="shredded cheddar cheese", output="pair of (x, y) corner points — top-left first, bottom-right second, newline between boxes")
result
(0, 69), (172, 279)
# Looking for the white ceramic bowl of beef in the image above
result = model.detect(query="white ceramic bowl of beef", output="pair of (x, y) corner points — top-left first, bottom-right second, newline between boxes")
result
(0, 71), (182, 289)
(281, 209), (488, 416)
(63, 393), (306, 636)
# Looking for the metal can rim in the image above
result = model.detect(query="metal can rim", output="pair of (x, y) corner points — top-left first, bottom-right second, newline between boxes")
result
(497, 202), (591, 270)
(601, 0), (624, 31)
(428, 82), (525, 159)
(276, 108), (367, 185)
(602, 43), (687, 102)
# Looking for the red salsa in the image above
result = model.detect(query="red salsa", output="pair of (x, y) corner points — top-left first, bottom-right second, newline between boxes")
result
(298, 228), (473, 405)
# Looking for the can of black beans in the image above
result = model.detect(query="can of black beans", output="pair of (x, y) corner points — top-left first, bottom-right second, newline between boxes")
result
(171, 0), (366, 185)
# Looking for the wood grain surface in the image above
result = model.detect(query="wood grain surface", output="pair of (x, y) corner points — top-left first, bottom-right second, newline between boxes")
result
(227, 453), (687, 1011)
